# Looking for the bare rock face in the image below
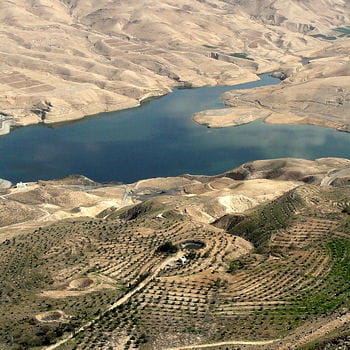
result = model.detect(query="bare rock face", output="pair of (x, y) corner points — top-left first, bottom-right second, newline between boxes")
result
(0, 0), (349, 129)
(0, 178), (12, 189)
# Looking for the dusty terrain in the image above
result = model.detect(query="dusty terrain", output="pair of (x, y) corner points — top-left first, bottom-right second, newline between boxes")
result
(0, 157), (349, 349)
(1, 157), (349, 242)
(0, 0), (349, 130)
(194, 40), (350, 131)
(1, 1), (350, 348)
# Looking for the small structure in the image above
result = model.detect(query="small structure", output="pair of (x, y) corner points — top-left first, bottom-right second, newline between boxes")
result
(0, 116), (12, 135)
(16, 182), (27, 189)
(178, 256), (187, 264)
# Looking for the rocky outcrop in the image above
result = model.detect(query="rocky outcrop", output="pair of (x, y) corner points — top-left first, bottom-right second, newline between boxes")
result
(0, 178), (12, 189)
(0, 117), (12, 135)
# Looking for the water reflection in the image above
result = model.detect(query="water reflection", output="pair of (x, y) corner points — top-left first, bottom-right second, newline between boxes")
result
(0, 74), (349, 183)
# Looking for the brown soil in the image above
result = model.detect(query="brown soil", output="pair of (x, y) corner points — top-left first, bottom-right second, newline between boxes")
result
(0, 0), (349, 127)
(69, 278), (94, 290)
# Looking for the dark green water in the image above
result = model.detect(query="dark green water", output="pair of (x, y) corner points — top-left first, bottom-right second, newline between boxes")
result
(0, 74), (349, 183)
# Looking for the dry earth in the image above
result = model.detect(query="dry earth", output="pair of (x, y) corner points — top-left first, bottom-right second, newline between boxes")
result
(0, 0), (349, 130)
(0, 157), (349, 243)
(1, 157), (349, 349)
(194, 40), (350, 131)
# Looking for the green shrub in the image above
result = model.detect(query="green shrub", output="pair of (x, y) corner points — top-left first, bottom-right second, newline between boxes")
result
(227, 259), (245, 273)
(156, 242), (179, 254)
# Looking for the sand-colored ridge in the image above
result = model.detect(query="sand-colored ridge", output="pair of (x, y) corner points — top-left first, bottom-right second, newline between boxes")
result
(0, 0), (349, 132)
(0, 157), (349, 243)
(195, 48), (350, 131)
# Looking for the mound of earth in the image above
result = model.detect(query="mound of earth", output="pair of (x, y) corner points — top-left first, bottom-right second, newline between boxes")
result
(0, 178), (11, 189)
(69, 278), (95, 290)
(35, 310), (68, 323)
(41, 174), (101, 187)
(221, 158), (350, 183)
(6, 185), (100, 207)
(0, 198), (43, 227)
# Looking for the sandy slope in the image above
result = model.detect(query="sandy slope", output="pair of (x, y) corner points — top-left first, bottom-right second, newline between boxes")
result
(0, 157), (349, 243)
(0, 0), (348, 129)
(194, 41), (350, 131)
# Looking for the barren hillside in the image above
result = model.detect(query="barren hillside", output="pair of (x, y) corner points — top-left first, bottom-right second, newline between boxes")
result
(194, 40), (350, 131)
(0, 0), (349, 128)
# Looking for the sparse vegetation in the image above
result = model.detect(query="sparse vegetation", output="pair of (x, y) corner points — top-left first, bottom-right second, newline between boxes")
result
(227, 259), (245, 273)
(228, 189), (302, 252)
(333, 26), (350, 37)
(311, 33), (337, 40)
(0, 183), (349, 349)
(156, 241), (179, 254)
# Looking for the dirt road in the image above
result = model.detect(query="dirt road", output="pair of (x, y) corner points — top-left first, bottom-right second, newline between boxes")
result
(276, 312), (350, 349)
(166, 339), (279, 349)
(45, 253), (183, 350)
(321, 169), (350, 186)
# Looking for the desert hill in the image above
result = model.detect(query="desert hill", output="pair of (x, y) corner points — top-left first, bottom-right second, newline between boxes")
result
(1, 157), (349, 241)
(194, 40), (350, 131)
(0, 157), (349, 349)
(0, 0), (349, 129)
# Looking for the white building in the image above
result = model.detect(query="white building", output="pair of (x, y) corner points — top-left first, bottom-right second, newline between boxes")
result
(16, 182), (27, 189)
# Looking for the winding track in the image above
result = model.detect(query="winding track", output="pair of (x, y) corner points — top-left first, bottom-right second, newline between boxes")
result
(45, 252), (184, 350)
(276, 312), (350, 350)
(166, 339), (280, 349)
(165, 312), (350, 350)
(321, 168), (350, 186)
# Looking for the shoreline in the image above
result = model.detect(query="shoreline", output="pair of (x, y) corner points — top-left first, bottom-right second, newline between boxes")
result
(1, 71), (349, 185)
(192, 107), (350, 132)
(1, 156), (350, 188)
(0, 118), (12, 136)
(0, 74), (263, 136)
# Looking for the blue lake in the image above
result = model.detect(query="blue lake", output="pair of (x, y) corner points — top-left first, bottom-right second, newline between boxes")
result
(0, 74), (349, 183)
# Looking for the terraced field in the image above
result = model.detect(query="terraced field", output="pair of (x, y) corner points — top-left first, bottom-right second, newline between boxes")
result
(0, 184), (349, 349)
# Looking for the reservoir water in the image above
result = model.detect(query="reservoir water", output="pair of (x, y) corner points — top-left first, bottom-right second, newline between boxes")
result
(0, 74), (349, 183)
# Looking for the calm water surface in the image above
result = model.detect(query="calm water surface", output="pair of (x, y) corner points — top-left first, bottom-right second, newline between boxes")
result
(0, 74), (349, 183)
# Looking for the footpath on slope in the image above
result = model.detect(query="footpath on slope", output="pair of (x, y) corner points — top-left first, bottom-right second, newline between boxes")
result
(276, 312), (350, 350)
(166, 339), (280, 349)
(321, 168), (350, 186)
(45, 252), (184, 350)
(165, 312), (350, 350)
